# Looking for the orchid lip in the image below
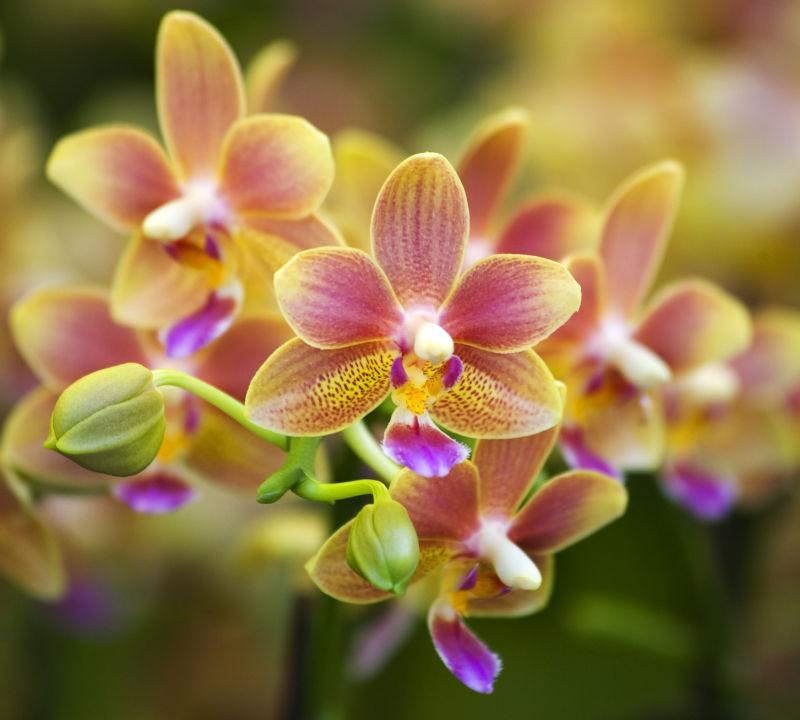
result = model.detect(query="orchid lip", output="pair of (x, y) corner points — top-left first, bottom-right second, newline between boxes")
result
(472, 519), (541, 591)
(143, 179), (230, 241)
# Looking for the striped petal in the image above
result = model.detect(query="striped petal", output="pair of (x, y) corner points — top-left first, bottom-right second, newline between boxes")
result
(306, 520), (457, 603)
(599, 161), (684, 315)
(473, 427), (560, 519)
(244, 39), (297, 113)
(510, 470), (627, 554)
(111, 234), (210, 329)
(245, 339), (396, 435)
(457, 108), (527, 236)
(0, 473), (65, 600)
(11, 287), (149, 389)
(274, 247), (403, 348)
(466, 555), (554, 618)
(431, 345), (562, 439)
(193, 314), (294, 401)
(390, 462), (481, 542)
(372, 153), (469, 309)
(156, 11), (244, 179)
(635, 280), (752, 373)
(46, 126), (179, 232)
(439, 254), (581, 352)
(495, 194), (597, 260)
(218, 115), (333, 218)
(428, 601), (501, 694)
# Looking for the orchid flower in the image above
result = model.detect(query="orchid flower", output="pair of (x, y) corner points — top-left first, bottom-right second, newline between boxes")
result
(246, 152), (581, 477)
(5, 286), (291, 513)
(662, 308), (800, 519)
(530, 161), (751, 473)
(46, 11), (337, 358)
(306, 426), (627, 692)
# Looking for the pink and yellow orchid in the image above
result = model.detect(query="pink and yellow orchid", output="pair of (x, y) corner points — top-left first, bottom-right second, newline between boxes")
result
(46, 11), (336, 358)
(531, 161), (752, 473)
(246, 152), (582, 477)
(307, 427), (627, 692)
(5, 286), (291, 513)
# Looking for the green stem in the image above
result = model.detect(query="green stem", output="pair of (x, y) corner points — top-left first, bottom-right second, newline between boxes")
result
(294, 476), (390, 505)
(340, 420), (399, 484)
(152, 369), (288, 451)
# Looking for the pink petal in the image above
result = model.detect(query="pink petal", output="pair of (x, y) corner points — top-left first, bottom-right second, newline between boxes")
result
(439, 254), (581, 352)
(156, 11), (244, 179)
(599, 160), (684, 315)
(428, 602), (501, 694)
(559, 425), (622, 479)
(274, 247), (403, 348)
(544, 253), (607, 344)
(510, 470), (627, 554)
(46, 126), (180, 232)
(372, 153), (468, 309)
(11, 287), (149, 389)
(473, 427), (560, 519)
(113, 473), (196, 514)
(662, 464), (737, 521)
(457, 108), (527, 236)
(382, 409), (469, 478)
(348, 602), (418, 680)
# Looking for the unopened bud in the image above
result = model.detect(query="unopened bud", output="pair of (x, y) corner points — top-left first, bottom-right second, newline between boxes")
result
(45, 363), (165, 476)
(346, 499), (419, 595)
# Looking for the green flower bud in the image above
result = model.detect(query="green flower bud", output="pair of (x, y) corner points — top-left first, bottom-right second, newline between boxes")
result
(346, 499), (419, 595)
(45, 363), (166, 477)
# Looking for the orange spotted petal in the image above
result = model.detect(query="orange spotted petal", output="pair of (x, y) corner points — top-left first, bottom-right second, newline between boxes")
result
(156, 11), (245, 179)
(634, 279), (752, 374)
(390, 463), (481, 542)
(431, 345), (562, 439)
(599, 160), (684, 315)
(46, 125), (179, 232)
(0, 472), (65, 600)
(245, 339), (396, 435)
(11, 286), (149, 389)
(244, 39), (297, 114)
(218, 115), (333, 218)
(457, 107), (527, 236)
(440, 254), (581, 352)
(466, 555), (554, 618)
(510, 471), (627, 554)
(372, 153), (469, 309)
(473, 427), (560, 519)
(111, 234), (210, 330)
(274, 247), (403, 348)
(307, 519), (457, 603)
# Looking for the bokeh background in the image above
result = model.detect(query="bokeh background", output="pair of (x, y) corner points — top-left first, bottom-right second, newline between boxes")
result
(0, 0), (799, 718)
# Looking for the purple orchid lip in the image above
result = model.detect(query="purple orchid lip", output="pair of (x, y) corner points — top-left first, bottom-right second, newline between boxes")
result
(559, 426), (622, 480)
(113, 473), (197, 514)
(663, 464), (738, 521)
(161, 286), (240, 359)
(442, 354), (464, 390)
(390, 356), (409, 388)
(383, 411), (469, 478)
(458, 564), (479, 591)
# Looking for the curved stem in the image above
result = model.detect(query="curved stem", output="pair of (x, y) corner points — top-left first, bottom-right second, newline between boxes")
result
(340, 420), (399, 484)
(294, 477), (390, 505)
(152, 369), (288, 451)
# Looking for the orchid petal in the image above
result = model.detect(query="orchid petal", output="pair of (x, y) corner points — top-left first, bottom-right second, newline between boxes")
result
(546, 252), (607, 344)
(440, 254), (581, 352)
(113, 473), (196, 514)
(599, 160), (684, 315)
(0, 473), (65, 600)
(558, 425), (622, 479)
(243, 212), (344, 254)
(428, 602), (501, 694)
(245, 339), (395, 435)
(157, 11), (244, 179)
(274, 247), (403, 348)
(431, 345), (562, 438)
(348, 602), (418, 680)
(46, 126), (180, 232)
(473, 427), (560, 518)
(510, 470), (627, 554)
(662, 465), (737, 521)
(111, 234), (210, 329)
(495, 194), (597, 260)
(11, 286), (149, 389)
(218, 115), (333, 218)
(467, 555), (554, 618)
(390, 462), (480, 542)
(244, 39), (297, 114)
(372, 153), (468, 309)
(635, 280), (752, 373)
(457, 107), (527, 236)
(193, 314), (293, 400)
(307, 520), (457, 603)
